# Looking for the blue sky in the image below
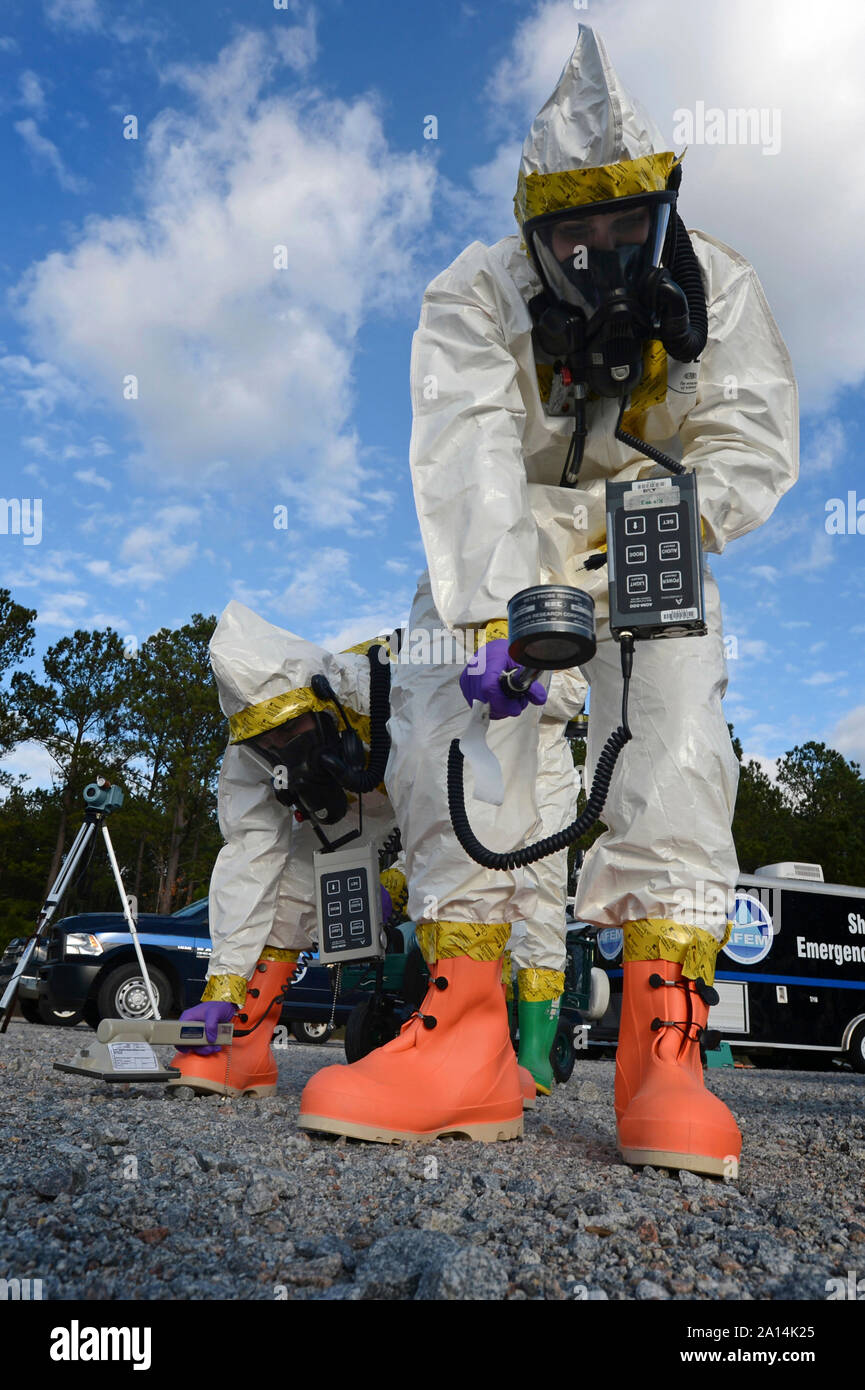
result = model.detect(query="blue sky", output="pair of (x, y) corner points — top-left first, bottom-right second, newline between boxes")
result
(1, 0), (864, 788)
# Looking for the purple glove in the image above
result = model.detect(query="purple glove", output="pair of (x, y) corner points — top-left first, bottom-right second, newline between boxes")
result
(459, 638), (547, 720)
(176, 1001), (237, 1056)
(381, 886), (393, 922)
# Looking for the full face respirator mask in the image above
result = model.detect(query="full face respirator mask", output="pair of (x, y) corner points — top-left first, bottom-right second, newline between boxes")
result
(523, 169), (709, 484)
(246, 710), (350, 826)
(525, 190), (676, 399)
(242, 646), (392, 848)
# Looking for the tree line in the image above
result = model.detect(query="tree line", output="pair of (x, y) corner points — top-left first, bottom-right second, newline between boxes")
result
(2, 584), (865, 951)
(0, 588), (224, 947)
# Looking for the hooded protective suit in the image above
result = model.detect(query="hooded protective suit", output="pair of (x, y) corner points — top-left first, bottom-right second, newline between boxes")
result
(300, 28), (798, 1160)
(204, 601), (398, 1003)
(395, 27), (797, 944)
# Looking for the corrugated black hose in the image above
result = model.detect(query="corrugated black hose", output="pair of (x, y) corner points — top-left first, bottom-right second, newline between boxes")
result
(447, 636), (635, 869)
(332, 644), (391, 793)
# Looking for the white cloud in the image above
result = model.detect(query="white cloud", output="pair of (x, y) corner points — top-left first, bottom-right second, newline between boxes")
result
(470, 0), (865, 412)
(1, 354), (82, 413)
(0, 739), (59, 791)
(0, 37), (20, 53)
(14, 118), (85, 193)
(789, 530), (835, 574)
(803, 417), (845, 474)
(12, 30), (435, 528)
(18, 70), (47, 117)
(22, 434), (50, 454)
(751, 565), (778, 583)
(738, 638), (769, 660)
(272, 8), (318, 73)
(37, 589), (90, 626)
(104, 505), (201, 587)
(279, 548), (353, 616)
(802, 670), (845, 686)
(317, 609), (408, 653)
(741, 752), (779, 782)
(1, 550), (79, 590)
(830, 704), (865, 767)
(43, 0), (102, 32)
(74, 468), (112, 491)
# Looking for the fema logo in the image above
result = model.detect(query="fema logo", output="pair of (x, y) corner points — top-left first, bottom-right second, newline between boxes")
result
(596, 927), (624, 962)
(722, 893), (774, 966)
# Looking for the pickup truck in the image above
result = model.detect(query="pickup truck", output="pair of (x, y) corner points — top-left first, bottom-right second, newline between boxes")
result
(33, 899), (367, 1038)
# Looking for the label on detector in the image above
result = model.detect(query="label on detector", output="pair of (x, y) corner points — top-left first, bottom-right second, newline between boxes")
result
(106, 1042), (159, 1071)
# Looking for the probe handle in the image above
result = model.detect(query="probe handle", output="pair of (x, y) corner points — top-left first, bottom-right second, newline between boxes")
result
(499, 665), (543, 696)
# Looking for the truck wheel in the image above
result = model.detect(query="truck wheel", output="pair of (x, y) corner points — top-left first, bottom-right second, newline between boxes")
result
(291, 1019), (333, 1045)
(37, 998), (84, 1027)
(847, 1022), (865, 1074)
(344, 999), (399, 1063)
(19, 999), (43, 1024)
(550, 1019), (577, 1084)
(96, 963), (172, 1022)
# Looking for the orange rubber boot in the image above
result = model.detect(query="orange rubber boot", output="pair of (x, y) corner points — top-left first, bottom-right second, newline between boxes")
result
(299, 955), (523, 1142)
(616, 959), (741, 1177)
(167, 958), (296, 1098)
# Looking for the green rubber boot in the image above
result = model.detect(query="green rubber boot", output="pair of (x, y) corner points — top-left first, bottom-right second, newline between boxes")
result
(517, 996), (561, 1095)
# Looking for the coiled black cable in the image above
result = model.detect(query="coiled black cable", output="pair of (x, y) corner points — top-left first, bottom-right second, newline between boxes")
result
(447, 637), (634, 870)
(334, 644), (391, 792)
(614, 397), (687, 476)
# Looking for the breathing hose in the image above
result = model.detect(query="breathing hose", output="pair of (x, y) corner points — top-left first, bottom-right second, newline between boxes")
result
(331, 644), (391, 793)
(447, 635), (635, 869)
(663, 212), (709, 363)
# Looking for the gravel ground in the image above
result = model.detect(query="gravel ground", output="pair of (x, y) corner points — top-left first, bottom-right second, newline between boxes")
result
(1, 1018), (863, 1302)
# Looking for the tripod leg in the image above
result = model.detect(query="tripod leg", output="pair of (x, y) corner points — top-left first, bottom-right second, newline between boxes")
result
(0, 820), (98, 1033)
(101, 825), (160, 1020)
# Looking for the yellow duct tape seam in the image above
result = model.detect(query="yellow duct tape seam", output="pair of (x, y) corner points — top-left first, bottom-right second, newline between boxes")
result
(623, 918), (732, 987)
(201, 973), (249, 1008)
(228, 686), (370, 746)
(517, 966), (565, 1002)
(515, 151), (681, 229)
(416, 920), (511, 966)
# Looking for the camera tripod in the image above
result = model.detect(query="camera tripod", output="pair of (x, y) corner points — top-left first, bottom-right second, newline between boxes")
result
(0, 778), (159, 1033)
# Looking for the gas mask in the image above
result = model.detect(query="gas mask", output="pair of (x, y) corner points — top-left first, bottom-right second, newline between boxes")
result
(246, 711), (349, 826)
(524, 190), (679, 399)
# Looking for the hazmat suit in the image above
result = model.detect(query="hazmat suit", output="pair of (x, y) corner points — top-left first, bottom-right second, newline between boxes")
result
(299, 28), (798, 1171)
(168, 600), (400, 1097)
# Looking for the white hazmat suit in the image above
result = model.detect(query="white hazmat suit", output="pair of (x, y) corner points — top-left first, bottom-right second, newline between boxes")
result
(205, 601), (398, 1001)
(388, 33), (797, 950)
(299, 28), (797, 1161)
